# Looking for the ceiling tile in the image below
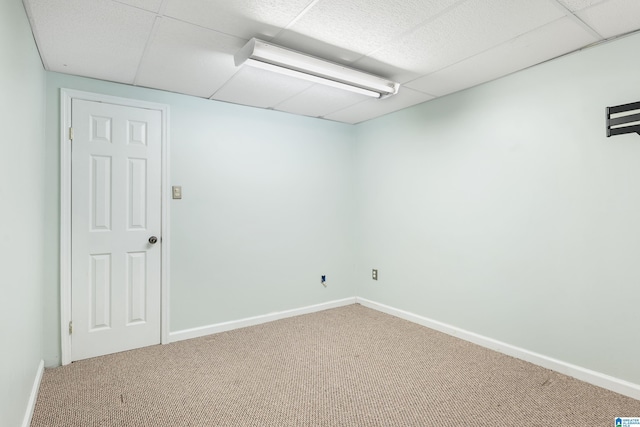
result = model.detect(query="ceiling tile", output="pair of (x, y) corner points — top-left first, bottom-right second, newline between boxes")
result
(25, 0), (155, 83)
(114, 0), (164, 13)
(556, 0), (608, 12)
(135, 18), (245, 98)
(273, 0), (461, 63)
(274, 84), (368, 118)
(162, 0), (313, 40)
(405, 17), (598, 97)
(576, 0), (640, 38)
(324, 87), (434, 124)
(353, 57), (425, 85)
(364, 0), (566, 76)
(212, 66), (314, 108)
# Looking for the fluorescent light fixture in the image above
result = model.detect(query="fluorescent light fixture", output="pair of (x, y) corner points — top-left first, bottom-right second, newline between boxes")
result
(234, 38), (400, 99)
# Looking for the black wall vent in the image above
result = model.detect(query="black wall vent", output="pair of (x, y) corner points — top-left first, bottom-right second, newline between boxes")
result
(606, 101), (640, 137)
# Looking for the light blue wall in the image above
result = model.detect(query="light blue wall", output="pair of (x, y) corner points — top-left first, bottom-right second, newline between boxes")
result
(43, 73), (357, 365)
(354, 32), (640, 384)
(0, 1), (46, 426)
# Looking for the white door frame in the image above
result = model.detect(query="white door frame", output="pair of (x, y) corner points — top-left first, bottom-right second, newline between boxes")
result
(60, 88), (170, 365)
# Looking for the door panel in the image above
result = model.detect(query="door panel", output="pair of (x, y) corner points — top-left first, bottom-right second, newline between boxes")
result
(71, 99), (161, 361)
(90, 155), (112, 231)
(128, 158), (147, 229)
(90, 254), (111, 330)
(126, 251), (147, 324)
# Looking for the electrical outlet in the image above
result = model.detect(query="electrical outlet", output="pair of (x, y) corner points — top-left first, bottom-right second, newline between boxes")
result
(321, 275), (327, 287)
(372, 269), (378, 280)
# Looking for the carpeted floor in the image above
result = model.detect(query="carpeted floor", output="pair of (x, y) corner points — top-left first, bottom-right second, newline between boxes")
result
(32, 304), (640, 426)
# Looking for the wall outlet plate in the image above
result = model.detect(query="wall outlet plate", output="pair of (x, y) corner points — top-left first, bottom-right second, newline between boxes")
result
(372, 269), (378, 280)
(172, 185), (182, 199)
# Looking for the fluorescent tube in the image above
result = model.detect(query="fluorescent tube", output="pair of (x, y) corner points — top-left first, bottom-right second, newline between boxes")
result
(234, 38), (399, 99)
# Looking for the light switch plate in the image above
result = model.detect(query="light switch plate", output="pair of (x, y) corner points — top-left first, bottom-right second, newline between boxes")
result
(172, 186), (182, 199)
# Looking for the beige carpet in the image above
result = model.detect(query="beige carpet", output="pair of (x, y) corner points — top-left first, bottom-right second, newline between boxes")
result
(32, 304), (640, 426)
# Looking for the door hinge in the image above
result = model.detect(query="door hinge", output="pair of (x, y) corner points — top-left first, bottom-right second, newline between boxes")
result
(68, 321), (73, 335)
(69, 127), (74, 141)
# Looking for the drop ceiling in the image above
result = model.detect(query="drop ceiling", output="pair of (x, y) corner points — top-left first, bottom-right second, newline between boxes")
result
(22, 0), (640, 124)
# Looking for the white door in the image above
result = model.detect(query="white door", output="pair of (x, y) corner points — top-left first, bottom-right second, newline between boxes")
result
(71, 99), (162, 361)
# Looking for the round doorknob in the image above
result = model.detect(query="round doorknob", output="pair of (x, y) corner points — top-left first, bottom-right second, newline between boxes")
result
(148, 236), (158, 244)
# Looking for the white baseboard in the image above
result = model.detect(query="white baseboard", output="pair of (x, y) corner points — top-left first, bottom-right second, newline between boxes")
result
(356, 297), (640, 401)
(169, 297), (357, 343)
(22, 359), (44, 427)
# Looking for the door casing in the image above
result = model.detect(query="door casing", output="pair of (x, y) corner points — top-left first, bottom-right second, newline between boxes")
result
(60, 88), (170, 365)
